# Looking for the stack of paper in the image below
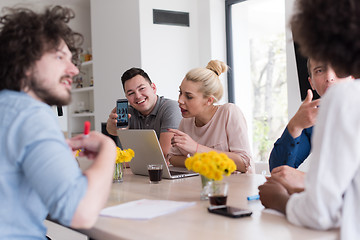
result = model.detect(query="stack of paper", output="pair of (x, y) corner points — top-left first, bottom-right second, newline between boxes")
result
(100, 199), (196, 220)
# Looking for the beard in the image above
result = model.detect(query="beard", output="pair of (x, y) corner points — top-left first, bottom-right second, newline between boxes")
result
(28, 74), (72, 106)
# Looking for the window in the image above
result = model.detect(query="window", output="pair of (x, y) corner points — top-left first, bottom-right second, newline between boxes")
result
(226, 0), (287, 162)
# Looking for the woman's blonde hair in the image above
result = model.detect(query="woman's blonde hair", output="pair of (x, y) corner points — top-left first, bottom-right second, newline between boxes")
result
(185, 60), (228, 103)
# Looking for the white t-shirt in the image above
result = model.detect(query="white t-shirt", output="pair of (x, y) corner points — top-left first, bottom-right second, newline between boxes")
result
(286, 81), (360, 239)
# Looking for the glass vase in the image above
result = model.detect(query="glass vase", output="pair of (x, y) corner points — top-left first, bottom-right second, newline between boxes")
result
(200, 175), (212, 200)
(113, 162), (124, 183)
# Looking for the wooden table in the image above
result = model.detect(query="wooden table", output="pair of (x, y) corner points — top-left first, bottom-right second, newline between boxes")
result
(77, 169), (338, 240)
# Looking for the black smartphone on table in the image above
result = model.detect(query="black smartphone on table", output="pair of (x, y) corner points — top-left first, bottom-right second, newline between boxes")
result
(116, 99), (129, 128)
(208, 206), (252, 218)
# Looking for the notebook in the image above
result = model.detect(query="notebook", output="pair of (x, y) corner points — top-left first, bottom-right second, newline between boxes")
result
(117, 129), (198, 179)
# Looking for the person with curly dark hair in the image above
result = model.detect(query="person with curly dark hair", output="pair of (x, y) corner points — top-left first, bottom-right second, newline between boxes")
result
(258, 0), (360, 238)
(0, 6), (116, 239)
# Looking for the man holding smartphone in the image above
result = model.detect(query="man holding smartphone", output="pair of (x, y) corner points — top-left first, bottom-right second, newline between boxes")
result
(106, 68), (182, 157)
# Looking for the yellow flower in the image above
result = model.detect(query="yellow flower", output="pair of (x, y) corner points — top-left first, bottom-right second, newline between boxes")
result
(213, 170), (223, 181)
(75, 149), (81, 157)
(199, 164), (210, 176)
(115, 147), (135, 164)
(192, 161), (201, 173)
(185, 151), (236, 181)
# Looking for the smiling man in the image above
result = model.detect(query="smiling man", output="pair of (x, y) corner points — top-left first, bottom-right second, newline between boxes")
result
(106, 68), (182, 156)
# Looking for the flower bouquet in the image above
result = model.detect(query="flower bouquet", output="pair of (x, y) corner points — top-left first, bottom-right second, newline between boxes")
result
(113, 147), (134, 182)
(185, 151), (236, 199)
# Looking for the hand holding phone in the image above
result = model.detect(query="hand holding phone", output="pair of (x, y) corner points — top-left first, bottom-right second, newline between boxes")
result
(116, 99), (129, 128)
(208, 206), (252, 218)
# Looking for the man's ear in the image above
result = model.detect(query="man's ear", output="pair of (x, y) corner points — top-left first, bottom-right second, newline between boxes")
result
(25, 68), (31, 78)
(151, 82), (157, 93)
(308, 77), (315, 90)
(21, 68), (32, 92)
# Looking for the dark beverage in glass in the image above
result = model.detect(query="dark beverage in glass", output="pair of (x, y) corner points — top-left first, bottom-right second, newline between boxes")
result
(148, 169), (163, 183)
(209, 195), (227, 206)
(147, 164), (163, 183)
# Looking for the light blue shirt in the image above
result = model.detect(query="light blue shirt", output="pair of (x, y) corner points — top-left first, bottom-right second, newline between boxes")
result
(0, 90), (87, 239)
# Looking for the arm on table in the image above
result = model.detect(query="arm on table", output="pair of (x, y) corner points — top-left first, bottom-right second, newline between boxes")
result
(169, 155), (187, 167)
(168, 128), (249, 172)
(271, 166), (305, 194)
(258, 177), (290, 215)
(159, 131), (174, 157)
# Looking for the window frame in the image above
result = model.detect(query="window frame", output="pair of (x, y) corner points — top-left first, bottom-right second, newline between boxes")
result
(225, 0), (247, 103)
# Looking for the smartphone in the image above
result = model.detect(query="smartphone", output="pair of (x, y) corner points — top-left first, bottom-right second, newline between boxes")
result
(208, 206), (252, 218)
(116, 99), (129, 128)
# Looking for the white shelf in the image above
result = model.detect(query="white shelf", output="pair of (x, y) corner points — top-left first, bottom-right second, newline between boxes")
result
(81, 60), (93, 67)
(71, 112), (95, 117)
(68, 57), (95, 137)
(71, 86), (94, 93)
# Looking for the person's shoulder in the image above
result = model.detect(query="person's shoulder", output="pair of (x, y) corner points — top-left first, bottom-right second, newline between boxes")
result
(219, 102), (241, 113)
(1, 90), (49, 114)
(221, 102), (237, 109)
(159, 96), (178, 104)
(327, 80), (360, 93)
(320, 81), (360, 122)
(324, 80), (360, 104)
(158, 96), (179, 109)
(2, 91), (61, 138)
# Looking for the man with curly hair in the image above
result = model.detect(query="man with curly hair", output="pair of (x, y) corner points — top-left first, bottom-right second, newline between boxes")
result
(259, 0), (360, 238)
(0, 6), (116, 239)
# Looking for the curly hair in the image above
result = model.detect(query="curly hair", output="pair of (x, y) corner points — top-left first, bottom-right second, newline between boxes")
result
(290, 0), (360, 78)
(185, 60), (228, 103)
(0, 5), (83, 91)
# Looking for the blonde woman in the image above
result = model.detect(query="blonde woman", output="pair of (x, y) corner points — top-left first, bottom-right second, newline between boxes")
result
(167, 60), (254, 173)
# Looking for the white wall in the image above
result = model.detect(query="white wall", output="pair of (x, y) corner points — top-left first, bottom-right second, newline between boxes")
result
(139, 0), (227, 102)
(91, 0), (142, 131)
(91, 0), (228, 131)
(207, 0), (228, 103)
(139, 0), (199, 101)
(285, 0), (301, 119)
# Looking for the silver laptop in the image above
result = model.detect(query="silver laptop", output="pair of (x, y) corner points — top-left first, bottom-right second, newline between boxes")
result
(117, 129), (198, 179)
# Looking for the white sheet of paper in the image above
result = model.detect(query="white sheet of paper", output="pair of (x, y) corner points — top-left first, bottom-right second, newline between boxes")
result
(100, 199), (196, 220)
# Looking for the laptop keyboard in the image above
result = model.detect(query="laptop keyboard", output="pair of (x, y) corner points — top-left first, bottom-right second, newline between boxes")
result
(170, 171), (186, 176)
